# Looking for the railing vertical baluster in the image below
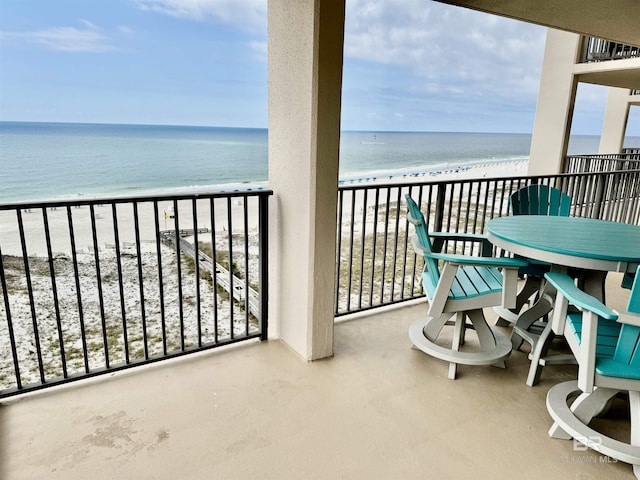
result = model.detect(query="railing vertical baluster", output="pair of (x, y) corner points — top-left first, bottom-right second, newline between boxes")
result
(0, 247), (21, 389)
(112, 203), (130, 363)
(497, 179), (507, 217)
(368, 187), (380, 307)
(590, 174), (604, 219)
(411, 185), (426, 295)
(192, 199), (202, 347)
(380, 187), (391, 303)
(42, 207), (67, 378)
(242, 195), (250, 336)
(173, 199), (184, 351)
(358, 189), (368, 309)
(478, 181), (491, 242)
(209, 197), (220, 343)
(152, 201), (166, 357)
(400, 187), (410, 299)
(90, 204), (109, 369)
(434, 184), (445, 234)
(390, 187), (402, 300)
(346, 190), (357, 311)
(132, 202), (148, 359)
(226, 197), (234, 339)
(67, 206), (89, 373)
(453, 181), (464, 252)
(258, 193), (269, 341)
(335, 189), (344, 315)
(17, 209), (45, 383)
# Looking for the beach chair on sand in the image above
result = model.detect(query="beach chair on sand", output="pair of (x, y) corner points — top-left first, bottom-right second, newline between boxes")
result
(405, 195), (528, 379)
(544, 267), (640, 478)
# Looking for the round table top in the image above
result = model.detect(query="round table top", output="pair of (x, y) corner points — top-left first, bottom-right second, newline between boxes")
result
(486, 216), (640, 272)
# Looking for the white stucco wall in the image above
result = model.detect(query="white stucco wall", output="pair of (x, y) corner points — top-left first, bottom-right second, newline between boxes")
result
(599, 87), (631, 153)
(267, 0), (345, 360)
(529, 29), (581, 175)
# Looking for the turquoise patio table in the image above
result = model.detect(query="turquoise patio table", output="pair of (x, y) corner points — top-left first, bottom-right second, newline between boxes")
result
(487, 215), (640, 385)
(487, 216), (640, 273)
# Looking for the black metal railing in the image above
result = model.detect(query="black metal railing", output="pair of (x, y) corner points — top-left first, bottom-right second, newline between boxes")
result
(0, 190), (271, 398)
(334, 169), (640, 316)
(580, 36), (640, 63)
(566, 153), (640, 173)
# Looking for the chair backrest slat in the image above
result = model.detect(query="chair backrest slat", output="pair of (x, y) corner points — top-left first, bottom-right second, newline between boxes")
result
(627, 266), (640, 314)
(511, 185), (571, 217)
(405, 195), (440, 289)
(613, 266), (640, 366)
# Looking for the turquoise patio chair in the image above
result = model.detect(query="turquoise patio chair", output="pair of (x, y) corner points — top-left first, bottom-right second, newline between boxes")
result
(544, 267), (640, 478)
(405, 194), (528, 379)
(495, 184), (572, 329)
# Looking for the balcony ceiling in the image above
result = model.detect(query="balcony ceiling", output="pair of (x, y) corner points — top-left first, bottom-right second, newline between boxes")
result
(437, 0), (640, 46)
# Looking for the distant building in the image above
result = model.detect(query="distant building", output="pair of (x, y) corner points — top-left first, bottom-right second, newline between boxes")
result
(529, 30), (640, 175)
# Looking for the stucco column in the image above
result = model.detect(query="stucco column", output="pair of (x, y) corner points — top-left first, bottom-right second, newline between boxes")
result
(267, 0), (345, 360)
(529, 29), (581, 175)
(599, 87), (631, 153)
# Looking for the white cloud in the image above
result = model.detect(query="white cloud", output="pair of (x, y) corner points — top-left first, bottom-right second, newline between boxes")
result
(131, 0), (545, 103)
(1, 24), (117, 52)
(344, 0), (547, 101)
(134, 0), (266, 32)
(249, 40), (267, 61)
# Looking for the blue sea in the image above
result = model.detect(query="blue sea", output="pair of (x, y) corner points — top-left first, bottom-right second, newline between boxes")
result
(0, 121), (622, 203)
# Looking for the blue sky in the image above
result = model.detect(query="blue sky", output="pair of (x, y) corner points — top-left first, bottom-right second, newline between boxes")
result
(0, 0), (637, 135)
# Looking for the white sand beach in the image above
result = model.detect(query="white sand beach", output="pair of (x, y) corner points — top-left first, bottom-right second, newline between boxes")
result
(1, 159), (526, 257)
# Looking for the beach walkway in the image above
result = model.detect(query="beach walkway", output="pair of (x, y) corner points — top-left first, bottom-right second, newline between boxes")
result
(159, 229), (261, 319)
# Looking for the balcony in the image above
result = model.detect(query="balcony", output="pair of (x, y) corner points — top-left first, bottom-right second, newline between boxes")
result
(1, 161), (640, 478)
(1, 278), (633, 479)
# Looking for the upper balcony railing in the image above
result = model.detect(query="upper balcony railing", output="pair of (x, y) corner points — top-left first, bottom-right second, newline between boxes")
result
(0, 190), (271, 398)
(565, 153), (640, 173)
(580, 36), (640, 63)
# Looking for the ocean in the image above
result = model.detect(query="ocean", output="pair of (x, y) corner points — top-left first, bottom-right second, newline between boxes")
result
(0, 121), (611, 203)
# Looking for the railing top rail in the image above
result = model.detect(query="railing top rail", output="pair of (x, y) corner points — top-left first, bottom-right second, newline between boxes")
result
(567, 153), (640, 159)
(0, 188), (274, 211)
(337, 169), (640, 193)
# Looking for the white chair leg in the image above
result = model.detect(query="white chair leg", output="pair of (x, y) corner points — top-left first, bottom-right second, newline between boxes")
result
(526, 321), (554, 387)
(571, 387), (619, 424)
(423, 312), (455, 340)
(448, 312), (465, 380)
(631, 391), (640, 479)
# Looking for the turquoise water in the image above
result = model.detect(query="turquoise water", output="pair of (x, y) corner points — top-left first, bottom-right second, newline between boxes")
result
(0, 121), (609, 203)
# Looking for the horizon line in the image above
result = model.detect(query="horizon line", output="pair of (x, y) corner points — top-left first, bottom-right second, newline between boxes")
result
(0, 119), (616, 137)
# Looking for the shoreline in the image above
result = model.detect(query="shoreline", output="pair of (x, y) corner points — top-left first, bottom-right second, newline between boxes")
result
(0, 159), (528, 258)
(0, 158), (529, 205)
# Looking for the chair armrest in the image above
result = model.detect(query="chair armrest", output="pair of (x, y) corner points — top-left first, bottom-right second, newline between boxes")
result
(544, 272), (618, 321)
(425, 251), (528, 268)
(429, 231), (488, 242)
(617, 311), (640, 327)
(429, 232), (492, 256)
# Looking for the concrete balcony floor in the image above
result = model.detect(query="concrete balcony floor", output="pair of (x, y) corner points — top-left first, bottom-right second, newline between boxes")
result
(1, 273), (634, 480)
